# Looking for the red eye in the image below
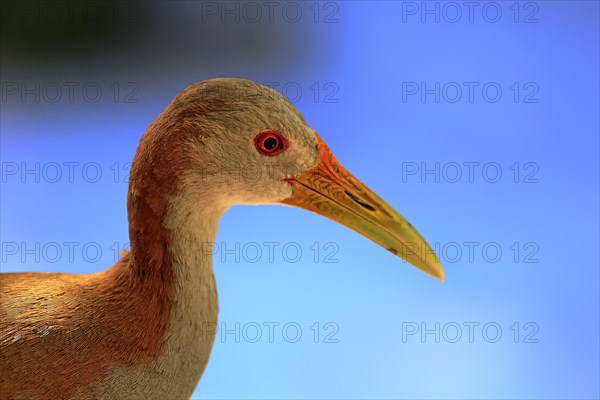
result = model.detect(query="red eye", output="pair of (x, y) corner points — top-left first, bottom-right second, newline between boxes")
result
(254, 131), (288, 156)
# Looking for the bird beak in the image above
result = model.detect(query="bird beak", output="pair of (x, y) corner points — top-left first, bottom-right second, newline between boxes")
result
(282, 132), (444, 281)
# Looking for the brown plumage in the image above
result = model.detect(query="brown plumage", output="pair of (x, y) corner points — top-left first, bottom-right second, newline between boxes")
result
(1, 78), (443, 399)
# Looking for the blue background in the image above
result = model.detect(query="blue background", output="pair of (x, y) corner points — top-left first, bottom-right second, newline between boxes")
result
(1, 1), (598, 399)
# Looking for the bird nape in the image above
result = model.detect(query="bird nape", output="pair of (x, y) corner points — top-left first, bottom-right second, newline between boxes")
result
(0, 78), (443, 399)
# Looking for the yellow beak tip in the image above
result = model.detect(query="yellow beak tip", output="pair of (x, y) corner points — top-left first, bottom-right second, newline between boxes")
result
(415, 262), (444, 281)
(426, 262), (445, 282)
(388, 248), (444, 281)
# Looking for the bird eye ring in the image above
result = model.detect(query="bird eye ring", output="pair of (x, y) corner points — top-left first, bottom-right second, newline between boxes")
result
(254, 131), (288, 156)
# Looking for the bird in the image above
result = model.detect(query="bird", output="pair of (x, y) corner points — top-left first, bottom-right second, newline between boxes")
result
(0, 78), (443, 399)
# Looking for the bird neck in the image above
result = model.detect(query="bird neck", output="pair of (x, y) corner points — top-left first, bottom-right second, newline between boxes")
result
(94, 105), (231, 396)
(95, 191), (227, 398)
(163, 189), (227, 285)
(158, 194), (225, 395)
(120, 107), (228, 393)
(124, 102), (229, 316)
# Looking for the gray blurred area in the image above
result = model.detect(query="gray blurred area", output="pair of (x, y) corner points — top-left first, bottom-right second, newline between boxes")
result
(1, 1), (336, 81)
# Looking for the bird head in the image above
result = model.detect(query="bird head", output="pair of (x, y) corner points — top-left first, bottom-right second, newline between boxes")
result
(138, 78), (443, 280)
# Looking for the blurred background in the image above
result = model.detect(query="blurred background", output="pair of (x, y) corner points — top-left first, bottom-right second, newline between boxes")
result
(1, 1), (598, 399)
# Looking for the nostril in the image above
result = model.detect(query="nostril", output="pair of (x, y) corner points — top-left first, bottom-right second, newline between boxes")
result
(344, 191), (376, 211)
